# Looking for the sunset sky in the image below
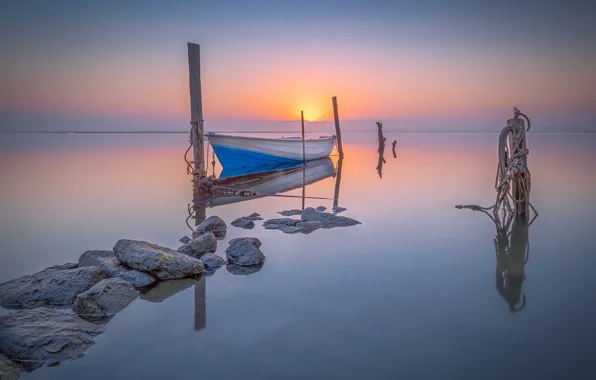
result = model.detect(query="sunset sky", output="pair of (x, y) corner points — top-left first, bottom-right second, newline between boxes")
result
(1, 0), (595, 126)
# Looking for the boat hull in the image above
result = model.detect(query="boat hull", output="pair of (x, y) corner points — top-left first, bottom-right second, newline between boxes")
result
(207, 133), (336, 167)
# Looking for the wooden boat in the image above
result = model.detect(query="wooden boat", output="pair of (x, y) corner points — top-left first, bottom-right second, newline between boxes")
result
(206, 132), (336, 168)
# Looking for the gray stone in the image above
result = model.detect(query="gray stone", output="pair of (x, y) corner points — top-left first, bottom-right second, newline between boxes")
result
(177, 233), (217, 258)
(139, 278), (199, 303)
(225, 240), (266, 266)
(73, 278), (138, 323)
(279, 209), (303, 216)
(333, 206), (347, 213)
(113, 239), (205, 280)
(0, 308), (104, 372)
(228, 237), (262, 249)
(263, 218), (299, 227)
(0, 265), (109, 309)
(200, 253), (227, 269)
(226, 263), (264, 276)
(316, 206), (327, 212)
(296, 220), (323, 234)
(194, 215), (227, 239)
(231, 217), (255, 229)
(245, 213), (263, 221)
(78, 250), (156, 288)
(178, 236), (192, 244)
(0, 353), (20, 380)
(301, 207), (361, 228)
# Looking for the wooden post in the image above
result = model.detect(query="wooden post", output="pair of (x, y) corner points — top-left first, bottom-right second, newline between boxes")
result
(332, 96), (344, 157)
(188, 42), (205, 176)
(508, 117), (529, 223)
(301, 110), (306, 164)
(376, 122), (386, 178)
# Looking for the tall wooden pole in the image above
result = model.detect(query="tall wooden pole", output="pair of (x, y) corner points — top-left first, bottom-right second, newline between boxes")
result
(301, 110), (306, 210)
(188, 43), (205, 176)
(332, 96), (344, 157)
(333, 157), (343, 210)
(301, 110), (306, 163)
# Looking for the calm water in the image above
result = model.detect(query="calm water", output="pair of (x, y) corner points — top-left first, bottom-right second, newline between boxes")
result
(1, 130), (595, 379)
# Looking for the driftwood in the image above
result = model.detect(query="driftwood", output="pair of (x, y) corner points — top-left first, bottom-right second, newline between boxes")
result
(392, 140), (397, 158)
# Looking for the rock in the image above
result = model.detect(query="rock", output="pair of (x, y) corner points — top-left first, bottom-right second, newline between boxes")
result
(200, 253), (227, 269)
(177, 233), (217, 258)
(178, 236), (192, 244)
(296, 221), (323, 234)
(226, 263), (264, 276)
(301, 207), (361, 228)
(263, 218), (299, 227)
(0, 265), (109, 309)
(228, 237), (262, 249)
(245, 213), (263, 221)
(78, 250), (156, 288)
(139, 278), (199, 303)
(225, 239), (266, 266)
(72, 278), (138, 323)
(0, 308), (104, 372)
(231, 217), (255, 229)
(194, 215), (227, 239)
(113, 239), (205, 280)
(316, 206), (327, 212)
(279, 209), (303, 216)
(333, 206), (347, 213)
(0, 353), (20, 380)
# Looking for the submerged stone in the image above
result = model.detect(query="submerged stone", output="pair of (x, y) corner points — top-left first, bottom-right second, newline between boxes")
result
(0, 265), (109, 309)
(178, 236), (192, 244)
(279, 209), (303, 216)
(73, 278), (138, 323)
(79, 250), (156, 287)
(194, 216), (227, 239)
(177, 233), (217, 258)
(231, 217), (255, 229)
(228, 237), (262, 249)
(333, 206), (347, 214)
(301, 207), (361, 228)
(0, 308), (104, 372)
(316, 206), (327, 212)
(200, 253), (227, 269)
(225, 239), (266, 266)
(113, 239), (205, 280)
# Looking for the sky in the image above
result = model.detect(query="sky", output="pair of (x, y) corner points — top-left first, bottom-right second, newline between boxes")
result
(0, 0), (595, 130)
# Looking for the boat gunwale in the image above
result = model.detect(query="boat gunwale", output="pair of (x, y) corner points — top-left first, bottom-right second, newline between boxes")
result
(206, 132), (336, 144)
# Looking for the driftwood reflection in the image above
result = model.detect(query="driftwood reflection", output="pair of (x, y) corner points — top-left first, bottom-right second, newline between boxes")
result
(376, 122), (386, 178)
(392, 140), (397, 158)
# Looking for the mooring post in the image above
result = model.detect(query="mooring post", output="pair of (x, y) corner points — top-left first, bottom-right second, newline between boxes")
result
(508, 113), (529, 223)
(333, 157), (343, 211)
(301, 110), (306, 164)
(188, 42), (205, 177)
(332, 96), (344, 157)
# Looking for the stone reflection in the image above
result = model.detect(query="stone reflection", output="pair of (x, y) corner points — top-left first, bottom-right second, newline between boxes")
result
(226, 262), (265, 276)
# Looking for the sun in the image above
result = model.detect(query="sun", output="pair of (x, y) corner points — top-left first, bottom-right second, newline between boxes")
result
(299, 106), (321, 122)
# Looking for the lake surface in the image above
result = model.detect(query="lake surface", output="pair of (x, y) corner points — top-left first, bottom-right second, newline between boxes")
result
(1, 130), (595, 379)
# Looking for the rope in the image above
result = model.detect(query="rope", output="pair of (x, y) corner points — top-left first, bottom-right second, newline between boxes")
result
(455, 107), (538, 221)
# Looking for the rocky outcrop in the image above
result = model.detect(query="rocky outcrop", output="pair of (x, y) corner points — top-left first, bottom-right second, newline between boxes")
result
(226, 263), (264, 275)
(332, 206), (347, 213)
(228, 237), (262, 249)
(72, 278), (139, 323)
(279, 209), (302, 216)
(113, 239), (205, 280)
(262, 218), (323, 234)
(0, 353), (20, 380)
(297, 221), (323, 234)
(225, 239), (266, 266)
(301, 207), (361, 228)
(194, 216), (227, 239)
(177, 233), (217, 258)
(200, 253), (227, 269)
(0, 265), (109, 309)
(78, 250), (156, 288)
(0, 308), (104, 371)
(316, 206), (327, 212)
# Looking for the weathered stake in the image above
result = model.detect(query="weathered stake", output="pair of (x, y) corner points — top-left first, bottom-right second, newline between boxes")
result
(332, 96), (344, 157)
(188, 42), (205, 176)
(301, 110), (306, 164)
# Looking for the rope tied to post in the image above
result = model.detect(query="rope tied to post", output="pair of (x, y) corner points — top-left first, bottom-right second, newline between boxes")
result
(456, 107), (537, 223)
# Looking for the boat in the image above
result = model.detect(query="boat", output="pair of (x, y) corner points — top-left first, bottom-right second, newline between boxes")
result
(206, 132), (336, 168)
(196, 157), (336, 208)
